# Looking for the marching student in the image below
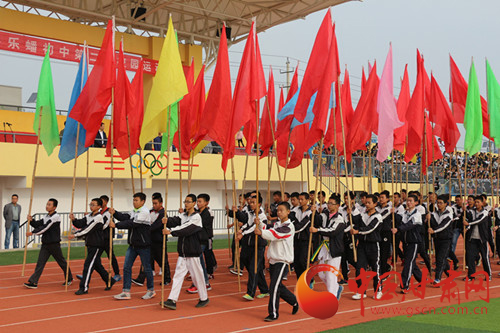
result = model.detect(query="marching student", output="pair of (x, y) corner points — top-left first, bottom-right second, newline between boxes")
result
(464, 196), (492, 281)
(227, 193), (247, 272)
(393, 192), (406, 263)
(290, 192), (300, 209)
(448, 195), (464, 271)
(427, 194), (453, 286)
(357, 192), (368, 214)
(132, 193), (171, 287)
(310, 194), (345, 300)
(377, 190), (393, 275)
(162, 194), (209, 310)
(24, 198), (73, 289)
(481, 194), (495, 256)
(494, 206), (500, 262)
(70, 198), (116, 295)
(267, 191), (282, 222)
(186, 193), (214, 293)
(109, 192), (155, 300)
(410, 191), (431, 273)
(100, 195), (120, 281)
(317, 191), (327, 213)
(235, 192), (270, 301)
(350, 194), (383, 300)
(392, 194), (423, 294)
(254, 201), (299, 322)
(339, 191), (361, 285)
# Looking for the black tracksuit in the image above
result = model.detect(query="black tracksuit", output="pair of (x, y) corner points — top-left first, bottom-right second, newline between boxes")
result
(396, 208), (423, 289)
(429, 208), (453, 282)
(135, 208), (171, 284)
(290, 206), (320, 281)
(340, 205), (361, 281)
(101, 208), (120, 276)
(416, 204), (431, 273)
(28, 212), (73, 284)
(355, 210), (383, 292)
(377, 203), (393, 275)
(73, 213), (111, 291)
(466, 209), (492, 279)
(199, 208), (217, 276)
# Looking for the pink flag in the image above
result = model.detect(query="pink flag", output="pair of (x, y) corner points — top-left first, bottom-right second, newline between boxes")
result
(376, 45), (403, 162)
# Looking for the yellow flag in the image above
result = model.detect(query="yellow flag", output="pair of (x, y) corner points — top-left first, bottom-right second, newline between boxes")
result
(139, 17), (188, 147)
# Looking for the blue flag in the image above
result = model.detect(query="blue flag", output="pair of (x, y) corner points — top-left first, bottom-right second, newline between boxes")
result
(277, 87), (317, 130)
(59, 50), (89, 163)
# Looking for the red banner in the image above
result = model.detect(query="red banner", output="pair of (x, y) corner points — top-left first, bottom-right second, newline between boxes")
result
(0, 30), (159, 74)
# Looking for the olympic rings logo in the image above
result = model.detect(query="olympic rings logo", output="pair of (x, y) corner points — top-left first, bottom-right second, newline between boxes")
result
(131, 152), (168, 176)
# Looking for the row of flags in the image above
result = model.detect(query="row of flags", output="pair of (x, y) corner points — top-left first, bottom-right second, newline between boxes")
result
(32, 10), (500, 176)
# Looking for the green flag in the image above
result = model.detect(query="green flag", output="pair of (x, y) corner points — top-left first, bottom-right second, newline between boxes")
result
(464, 60), (482, 156)
(487, 59), (500, 146)
(34, 46), (60, 156)
(160, 100), (181, 155)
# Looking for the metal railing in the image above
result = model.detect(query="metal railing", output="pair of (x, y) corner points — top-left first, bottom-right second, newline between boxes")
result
(17, 209), (231, 250)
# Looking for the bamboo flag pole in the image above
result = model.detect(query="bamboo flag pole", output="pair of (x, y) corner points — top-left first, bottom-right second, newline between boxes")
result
(22, 106), (43, 276)
(231, 158), (241, 291)
(423, 112), (433, 265)
(307, 154), (311, 192)
(283, 131), (292, 194)
(463, 152), (469, 272)
(405, 136), (409, 191)
(139, 147), (144, 192)
(178, 112), (183, 206)
(126, 116), (136, 194)
(254, 100), (260, 275)
(108, 84), (115, 288)
(489, 140), (496, 256)
(264, 93), (284, 196)
(65, 122), (81, 291)
(306, 136), (324, 270)
(362, 150), (366, 192)
(188, 151), (194, 194)
(391, 150), (397, 278)
(240, 154), (250, 200)
(223, 171), (231, 258)
(300, 162), (304, 192)
(337, 78), (357, 261)
(161, 106), (172, 308)
(267, 154), (272, 210)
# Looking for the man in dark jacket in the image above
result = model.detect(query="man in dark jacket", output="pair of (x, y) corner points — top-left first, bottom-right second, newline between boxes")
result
(132, 193), (171, 287)
(109, 192), (154, 300)
(70, 198), (116, 295)
(24, 198), (73, 289)
(162, 194), (209, 310)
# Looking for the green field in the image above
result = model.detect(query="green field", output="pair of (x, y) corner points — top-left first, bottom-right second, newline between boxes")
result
(0, 238), (230, 266)
(326, 298), (498, 333)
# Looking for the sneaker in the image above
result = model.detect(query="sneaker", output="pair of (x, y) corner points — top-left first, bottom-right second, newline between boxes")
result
(142, 290), (156, 300)
(195, 298), (210, 308)
(230, 268), (243, 276)
(104, 277), (117, 291)
(186, 275), (192, 281)
(187, 285), (198, 293)
(208, 274), (215, 280)
(243, 294), (254, 301)
(114, 291), (131, 300)
(352, 293), (366, 300)
(453, 263), (459, 271)
(338, 279), (347, 285)
(75, 289), (88, 295)
(152, 270), (156, 276)
(159, 269), (162, 276)
(76, 274), (83, 280)
(283, 275), (288, 281)
(430, 280), (441, 288)
(228, 265), (234, 270)
(264, 315), (277, 322)
(400, 288), (410, 294)
(163, 299), (176, 310)
(373, 291), (383, 300)
(62, 279), (73, 286)
(292, 303), (299, 315)
(132, 279), (144, 286)
(113, 274), (121, 282)
(256, 293), (269, 299)
(24, 281), (38, 289)
(206, 284), (212, 291)
(336, 285), (343, 300)
(160, 281), (171, 286)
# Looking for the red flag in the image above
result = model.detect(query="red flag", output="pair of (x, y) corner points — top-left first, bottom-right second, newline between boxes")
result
(69, 20), (115, 147)
(422, 116), (443, 175)
(293, 10), (332, 123)
(287, 65), (299, 103)
(188, 66), (206, 151)
(107, 41), (131, 159)
(345, 63), (379, 160)
(393, 65), (410, 152)
(128, 59), (144, 157)
(404, 52), (425, 163)
(174, 61), (196, 160)
(278, 87), (284, 112)
(242, 30), (267, 155)
(194, 25), (232, 154)
(429, 74), (460, 153)
(361, 66), (367, 93)
(222, 21), (257, 171)
(260, 68), (276, 158)
(449, 55), (491, 138)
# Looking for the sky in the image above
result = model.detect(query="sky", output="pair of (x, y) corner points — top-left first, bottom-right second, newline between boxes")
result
(1, 0), (500, 149)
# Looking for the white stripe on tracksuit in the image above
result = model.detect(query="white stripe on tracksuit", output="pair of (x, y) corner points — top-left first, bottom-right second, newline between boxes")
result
(375, 242), (381, 292)
(83, 250), (99, 292)
(406, 245), (418, 288)
(271, 264), (287, 319)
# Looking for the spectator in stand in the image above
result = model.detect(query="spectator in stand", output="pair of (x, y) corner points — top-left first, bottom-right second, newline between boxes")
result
(93, 122), (107, 148)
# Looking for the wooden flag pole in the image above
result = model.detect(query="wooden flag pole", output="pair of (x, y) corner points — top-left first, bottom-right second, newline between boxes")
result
(405, 136), (409, 192)
(254, 100), (260, 275)
(65, 122), (81, 291)
(178, 112), (183, 206)
(368, 144), (373, 193)
(240, 154), (250, 201)
(307, 153), (311, 192)
(300, 162), (304, 192)
(463, 153), (469, 272)
(267, 154), (272, 210)
(139, 147), (144, 192)
(126, 116), (136, 194)
(283, 131), (292, 194)
(223, 171), (231, 258)
(188, 151), (194, 194)
(108, 84), (115, 288)
(489, 140), (496, 256)
(85, 150), (89, 214)
(230, 158), (242, 291)
(423, 112), (433, 266)
(22, 106), (43, 276)
(391, 150), (397, 279)
(337, 77), (357, 262)
(161, 105), (172, 308)
(362, 150), (367, 192)
(306, 136), (324, 270)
